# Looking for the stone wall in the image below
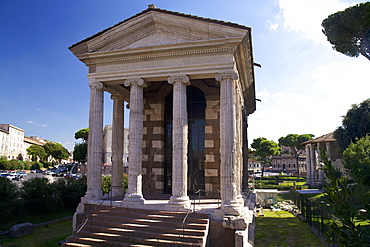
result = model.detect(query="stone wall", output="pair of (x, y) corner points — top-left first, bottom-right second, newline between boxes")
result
(141, 79), (222, 197)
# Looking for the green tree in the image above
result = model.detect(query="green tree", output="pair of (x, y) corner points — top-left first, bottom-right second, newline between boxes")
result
(342, 135), (370, 186)
(251, 137), (281, 177)
(43, 142), (69, 163)
(73, 143), (87, 163)
(334, 99), (370, 152)
(74, 128), (89, 142)
(322, 2), (370, 60)
(26, 144), (46, 161)
(321, 149), (369, 246)
(278, 134), (314, 177)
(74, 128), (89, 164)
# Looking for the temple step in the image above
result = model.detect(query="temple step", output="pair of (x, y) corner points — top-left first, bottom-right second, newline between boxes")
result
(62, 206), (209, 247)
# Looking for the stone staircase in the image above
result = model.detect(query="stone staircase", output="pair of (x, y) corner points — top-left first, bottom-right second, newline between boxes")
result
(62, 206), (209, 247)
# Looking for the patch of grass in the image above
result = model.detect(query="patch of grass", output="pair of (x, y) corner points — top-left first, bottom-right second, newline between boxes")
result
(255, 210), (325, 247)
(0, 208), (75, 232)
(0, 219), (72, 247)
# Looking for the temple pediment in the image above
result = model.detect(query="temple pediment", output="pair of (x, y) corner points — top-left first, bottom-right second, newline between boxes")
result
(70, 7), (250, 55)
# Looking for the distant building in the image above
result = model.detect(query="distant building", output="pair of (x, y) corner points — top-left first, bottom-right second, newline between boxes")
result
(248, 158), (261, 173)
(0, 124), (25, 160)
(271, 153), (306, 175)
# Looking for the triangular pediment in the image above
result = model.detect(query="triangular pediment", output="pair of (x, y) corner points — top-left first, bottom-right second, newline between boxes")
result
(83, 10), (248, 53)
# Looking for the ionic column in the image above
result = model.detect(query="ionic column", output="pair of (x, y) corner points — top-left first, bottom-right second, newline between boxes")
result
(309, 144), (317, 184)
(216, 72), (244, 216)
(84, 78), (104, 201)
(111, 94), (125, 199)
(123, 78), (146, 204)
(167, 75), (191, 210)
(305, 144), (312, 184)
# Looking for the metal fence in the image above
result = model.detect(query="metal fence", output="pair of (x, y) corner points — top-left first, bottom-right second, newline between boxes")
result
(0, 198), (57, 230)
(290, 188), (337, 239)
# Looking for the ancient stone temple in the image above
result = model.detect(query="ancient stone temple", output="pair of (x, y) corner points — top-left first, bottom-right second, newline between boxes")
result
(68, 5), (257, 246)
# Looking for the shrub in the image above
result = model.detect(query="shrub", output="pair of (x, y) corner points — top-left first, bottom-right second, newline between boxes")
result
(101, 174), (128, 195)
(54, 176), (87, 209)
(30, 161), (43, 170)
(19, 177), (61, 213)
(0, 177), (19, 202)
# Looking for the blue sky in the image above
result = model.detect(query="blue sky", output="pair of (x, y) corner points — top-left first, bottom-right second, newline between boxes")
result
(0, 0), (368, 151)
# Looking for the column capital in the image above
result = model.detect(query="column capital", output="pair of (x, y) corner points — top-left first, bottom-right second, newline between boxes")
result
(89, 80), (104, 90)
(167, 75), (190, 85)
(215, 72), (239, 82)
(124, 78), (146, 88)
(110, 94), (123, 101)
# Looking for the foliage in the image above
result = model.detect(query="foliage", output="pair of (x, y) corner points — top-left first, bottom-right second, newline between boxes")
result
(26, 144), (46, 161)
(343, 135), (370, 186)
(54, 176), (87, 209)
(101, 174), (128, 195)
(334, 99), (370, 152)
(43, 142), (69, 162)
(73, 142), (87, 163)
(251, 137), (281, 177)
(0, 159), (31, 170)
(74, 128), (89, 142)
(278, 134), (314, 176)
(322, 2), (370, 60)
(30, 161), (43, 170)
(19, 177), (62, 212)
(320, 149), (369, 246)
(0, 177), (19, 202)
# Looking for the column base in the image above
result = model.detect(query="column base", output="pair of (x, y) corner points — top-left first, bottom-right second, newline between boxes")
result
(122, 194), (145, 205)
(166, 195), (192, 212)
(222, 199), (244, 216)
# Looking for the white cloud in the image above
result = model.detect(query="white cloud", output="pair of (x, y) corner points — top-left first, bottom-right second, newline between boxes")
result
(269, 23), (279, 31)
(27, 120), (47, 127)
(278, 0), (352, 44)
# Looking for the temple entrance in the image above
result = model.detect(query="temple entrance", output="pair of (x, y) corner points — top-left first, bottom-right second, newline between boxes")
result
(164, 86), (206, 195)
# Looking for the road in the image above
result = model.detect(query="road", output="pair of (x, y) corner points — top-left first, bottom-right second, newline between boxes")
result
(12, 172), (63, 187)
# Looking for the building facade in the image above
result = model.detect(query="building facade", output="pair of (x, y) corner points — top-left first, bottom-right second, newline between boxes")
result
(271, 154), (306, 175)
(0, 124), (25, 160)
(70, 6), (257, 246)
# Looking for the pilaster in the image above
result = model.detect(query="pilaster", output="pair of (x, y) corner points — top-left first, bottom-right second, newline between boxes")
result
(123, 78), (146, 205)
(166, 75), (191, 211)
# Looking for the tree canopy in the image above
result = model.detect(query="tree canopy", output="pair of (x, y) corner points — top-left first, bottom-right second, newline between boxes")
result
(26, 144), (47, 161)
(322, 2), (370, 60)
(334, 99), (370, 152)
(74, 128), (89, 142)
(43, 142), (69, 162)
(251, 137), (281, 176)
(73, 143), (87, 163)
(342, 135), (370, 186)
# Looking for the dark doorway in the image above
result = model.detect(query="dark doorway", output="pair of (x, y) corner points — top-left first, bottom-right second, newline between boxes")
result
(163, 86), (206, 195)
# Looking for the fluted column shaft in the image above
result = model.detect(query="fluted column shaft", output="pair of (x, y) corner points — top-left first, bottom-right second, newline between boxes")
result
(167, 75), (190, 209)
(305, 144), (312, 184)
(111, 94), (125, 198)
(309, 144), (317, 184)
(216, 72), (243, 216)
(123, 78), (146, 204)
(85, 78), (104, 200)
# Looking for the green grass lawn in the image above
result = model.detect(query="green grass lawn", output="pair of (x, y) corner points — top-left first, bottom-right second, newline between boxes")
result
(255, 210), (325, 247)
(0, 219), (72, 247)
